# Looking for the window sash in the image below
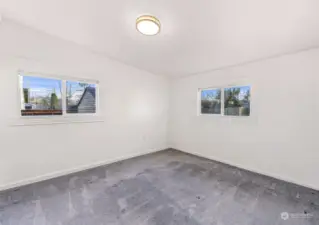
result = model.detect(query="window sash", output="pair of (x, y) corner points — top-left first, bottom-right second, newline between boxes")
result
(199, 88), (222, 115)
(198, 85), (251, 117)
(18, 72), (99, 117)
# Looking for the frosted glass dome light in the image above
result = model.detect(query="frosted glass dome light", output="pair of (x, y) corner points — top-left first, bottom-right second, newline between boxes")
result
(136, 15), (160, 36)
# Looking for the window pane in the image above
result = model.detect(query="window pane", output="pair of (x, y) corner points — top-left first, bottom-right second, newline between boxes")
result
(20, 76), (62, 116)
(66, 81), (96, 114)
(224, 86), (250, 116)
(201, 89), (221, 114)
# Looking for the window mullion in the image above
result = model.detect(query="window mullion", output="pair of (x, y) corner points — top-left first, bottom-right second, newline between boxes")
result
(62, 80), (67, 115)
(221, 88), (224, 116)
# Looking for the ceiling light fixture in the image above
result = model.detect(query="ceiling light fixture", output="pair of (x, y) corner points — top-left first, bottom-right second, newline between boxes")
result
(136, 15), (160, 36)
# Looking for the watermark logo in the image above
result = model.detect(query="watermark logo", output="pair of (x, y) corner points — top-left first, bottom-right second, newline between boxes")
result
(281, 212), (314, 220)
(281, 212), (289, 220)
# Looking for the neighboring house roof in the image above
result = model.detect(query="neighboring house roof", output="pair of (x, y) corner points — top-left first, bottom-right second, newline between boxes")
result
(77, 87), (95, 104)
(67, 87), (96, 113)
(69, 90), (85, 104)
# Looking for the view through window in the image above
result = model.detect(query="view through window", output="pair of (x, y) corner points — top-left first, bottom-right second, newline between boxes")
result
(66, 81), (96, 114)
(200, 89), (221, 114)
(20, 75), (98, 116)
(21, 76), (62, 116)
(224, 86), (250, 116)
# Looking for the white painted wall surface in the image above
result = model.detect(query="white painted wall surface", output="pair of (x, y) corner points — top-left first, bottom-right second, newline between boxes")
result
(0, 19), (169, 190)
(0, 17), (318, 192)
(169, 48), (319, 190)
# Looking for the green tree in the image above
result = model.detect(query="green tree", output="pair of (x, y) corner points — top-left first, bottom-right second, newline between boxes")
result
(204, 90), (221, 101)
(244, 90), (250, 101)
(23, 88), (29, 103)
(216, 90), (221, 100)
(50, 93), (59, 110)
(225, 88), (241, 108)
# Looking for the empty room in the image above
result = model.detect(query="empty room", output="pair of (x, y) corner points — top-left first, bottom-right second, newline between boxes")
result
(0, 0), (318, 224)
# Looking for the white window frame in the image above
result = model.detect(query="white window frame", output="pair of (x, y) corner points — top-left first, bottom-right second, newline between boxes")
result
(15, 70), (102, 126)
(198, 85), (251, 117)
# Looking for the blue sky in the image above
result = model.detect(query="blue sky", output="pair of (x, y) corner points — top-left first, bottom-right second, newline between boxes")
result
(23, 76), (61, 90)
(66, 81), (95, 96)
(201, 89), (221, 100)
(23, 76), (62, 98)
(202, 86), (250, 101)
(225, 86), (250, 100)
(22, 76), (95, 98)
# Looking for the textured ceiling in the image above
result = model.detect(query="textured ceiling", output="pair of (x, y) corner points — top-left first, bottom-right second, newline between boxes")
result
(0, 0), (319, 77)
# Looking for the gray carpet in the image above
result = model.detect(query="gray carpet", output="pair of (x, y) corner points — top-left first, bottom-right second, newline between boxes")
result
(0, 149), (318, 224)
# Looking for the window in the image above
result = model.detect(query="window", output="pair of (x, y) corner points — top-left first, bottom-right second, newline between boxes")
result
(224, 86), (250, 116)
(199, 85), (251, 117)
(66, 81), (96, 114)
(19, 74), (98, 117)
(20, 76), (63, 116)
(200, 89), (221, 114)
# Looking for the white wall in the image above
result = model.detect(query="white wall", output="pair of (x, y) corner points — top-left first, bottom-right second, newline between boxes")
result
(169, 48), (319, 190)
(0, 19), (169, 190)
(1, 17), (318, 192)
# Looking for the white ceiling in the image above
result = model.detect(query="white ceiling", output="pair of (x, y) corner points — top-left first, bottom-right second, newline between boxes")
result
(0, 0), (319, 77)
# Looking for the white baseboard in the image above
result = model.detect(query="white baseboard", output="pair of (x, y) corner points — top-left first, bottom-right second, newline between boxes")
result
(175, 148), (319, 191)
(0, 148), (166, 192)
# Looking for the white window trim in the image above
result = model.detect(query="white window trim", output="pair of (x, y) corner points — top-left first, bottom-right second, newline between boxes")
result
(13, 70), (103, 126)
(198, 84), (252, 117)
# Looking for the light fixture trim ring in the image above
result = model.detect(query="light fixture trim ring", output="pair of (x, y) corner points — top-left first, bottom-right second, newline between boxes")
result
(136, 15), (161, 35)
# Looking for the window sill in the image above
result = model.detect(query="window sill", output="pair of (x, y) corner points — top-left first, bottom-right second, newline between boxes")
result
(199, 114), (251, 117)
(10, 116), (104, 127)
